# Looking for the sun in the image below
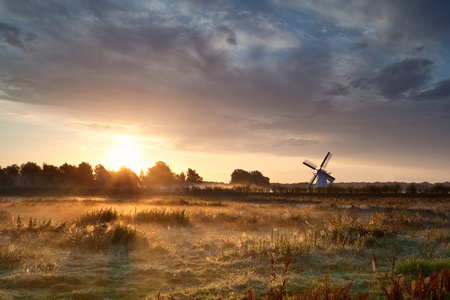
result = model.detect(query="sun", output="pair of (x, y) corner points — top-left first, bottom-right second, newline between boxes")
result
(106, 138), (145, 173)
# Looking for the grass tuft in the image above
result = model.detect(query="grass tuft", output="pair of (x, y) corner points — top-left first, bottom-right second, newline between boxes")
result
(0, 244), (24, 268)
(77, 207), (118, 225)
(133, 208), (190, 226)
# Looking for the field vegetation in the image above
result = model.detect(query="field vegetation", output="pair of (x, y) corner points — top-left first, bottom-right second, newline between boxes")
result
(0, 194), (448, 299)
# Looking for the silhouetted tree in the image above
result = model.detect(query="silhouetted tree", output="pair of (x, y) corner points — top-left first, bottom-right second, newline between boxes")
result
(94, 164), (111, 187)
(406, 183), (418, 194)
(59, 163), (78, 187)
(113, 166), (140, 190)
(76, 162), (94, 186)
(230, 169), (250, 185)
(186, 168), (202, 183)
(20, 162), (42, 185)
(249, 170), (270, 187)
(42, 163), (61, 185)
(230, 169), (270, 187)
(431, 183), (448, 194)
(0, 164), (20, 187)
(176, 172), (186, 183)
(20, 162), (41, 177)
(144, 161), (176, 185)
(5, 164), (20, 177)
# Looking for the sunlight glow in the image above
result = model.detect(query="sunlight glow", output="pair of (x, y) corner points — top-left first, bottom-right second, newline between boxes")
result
(106, 138), (145, 173)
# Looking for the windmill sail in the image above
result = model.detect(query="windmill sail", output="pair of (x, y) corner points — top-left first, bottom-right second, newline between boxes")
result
(303, 160), (317, 170)
(306, 173), (317, 189)
(320, 152), (332, 169)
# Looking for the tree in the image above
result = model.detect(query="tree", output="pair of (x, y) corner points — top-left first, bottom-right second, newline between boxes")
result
(144, 161), (176, 185)
(230, 169), (251, 185)
(116, 167), (140, 189)
(94, 164), (111, 187)
(0, 164), (20, 187)
(20, 162), (42, 185)
(186, 168), (202, 183)
(76, 162), (94, 186)
(230, 169), (270, 187)
(249, 170), (270, 187)
(59, 163), (78, 186)
(176, 172), (186, 183)
(5, 164), (20, 177)
(406, 183), (418, 194)
(20, 162), (41, 178)
(42, 163), (61, 185)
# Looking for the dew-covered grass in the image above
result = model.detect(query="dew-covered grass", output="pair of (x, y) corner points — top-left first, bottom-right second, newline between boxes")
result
(0, 194), (448, 299)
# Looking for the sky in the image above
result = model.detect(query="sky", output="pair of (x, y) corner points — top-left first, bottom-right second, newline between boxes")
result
(1, 0), (450, 184)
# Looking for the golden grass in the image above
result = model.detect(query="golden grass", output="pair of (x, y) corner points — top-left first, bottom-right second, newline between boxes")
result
(0, 195), (448, 299)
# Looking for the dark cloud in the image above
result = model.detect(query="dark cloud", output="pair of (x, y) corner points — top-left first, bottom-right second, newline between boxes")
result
(324, 82), (348, 96)
(0, 22), (36, 52)
(218, 25), (237, 46)
(409, 46), (425, 54)
(366, 58), (434, 100)
(351, 42), (368, 52)
(413, 79), (450, 101)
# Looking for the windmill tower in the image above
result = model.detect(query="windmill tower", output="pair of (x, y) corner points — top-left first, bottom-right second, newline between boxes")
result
(303, 152), (335, 189)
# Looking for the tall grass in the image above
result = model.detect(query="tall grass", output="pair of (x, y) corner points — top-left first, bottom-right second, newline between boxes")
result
(222, 215), (391, 260)
(0, 244), (24, 268)
(395, 258), (450, 277)
(133, 208), (190, 226)
(77, 207), (118, 225)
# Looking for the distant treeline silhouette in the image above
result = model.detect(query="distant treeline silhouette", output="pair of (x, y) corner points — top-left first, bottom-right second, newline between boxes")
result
(0, 161), (448, 194)
(0, 161), (203, 191)
(272, 182), (450, 194)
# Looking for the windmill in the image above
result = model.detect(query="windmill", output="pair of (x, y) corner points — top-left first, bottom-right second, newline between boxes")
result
(303, 152), (335, 189)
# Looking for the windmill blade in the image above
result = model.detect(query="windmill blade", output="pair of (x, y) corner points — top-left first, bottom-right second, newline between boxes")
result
(303, 160), (317, 170)
(321, 172), (335, 183)
(320, 152), (332, 169)
(306, 173), (317, 189)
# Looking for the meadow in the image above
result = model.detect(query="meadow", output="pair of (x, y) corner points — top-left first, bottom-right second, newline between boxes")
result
(0, 193), (449, 299)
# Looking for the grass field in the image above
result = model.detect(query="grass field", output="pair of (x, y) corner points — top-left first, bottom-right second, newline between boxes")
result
(0, 194), (449, 299)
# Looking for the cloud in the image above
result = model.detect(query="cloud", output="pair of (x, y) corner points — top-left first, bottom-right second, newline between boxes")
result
(324, 82), (348, 96)
(368, 58), (434, 100)
(294, 0), (450, 53)
(0, 22), (36, 52)
(413, 79), (450, 101)
(218, 25), (237, 46)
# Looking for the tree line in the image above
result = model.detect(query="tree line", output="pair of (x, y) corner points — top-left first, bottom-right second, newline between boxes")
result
(1, 161), (447, 194)
(271, 182), (450, 194)
(0, 161), (203, 191)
